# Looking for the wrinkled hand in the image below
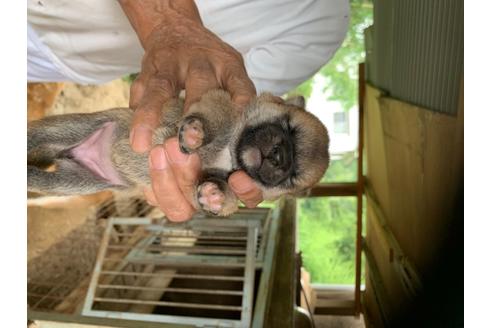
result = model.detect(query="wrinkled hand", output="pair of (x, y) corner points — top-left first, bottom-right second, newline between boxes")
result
(144, 139), (263, 222)
(118, 1), (262, 221)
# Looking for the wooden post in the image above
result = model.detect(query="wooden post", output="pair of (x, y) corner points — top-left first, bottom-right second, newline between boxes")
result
(264, 198), (297, 328)
(306, 182), (358, 197)
(354, 63), (366, 316)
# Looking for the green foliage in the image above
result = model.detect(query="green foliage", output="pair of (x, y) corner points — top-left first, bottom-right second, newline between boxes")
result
(295, 1), (372, 284)
(292, 0), (373, 110)
(321, 152), (358, 183)
(288, 78), (313, 99)
(298, 197), (357, 284)
(256, 200), (278, 209)
(298, 159), (365, 285)
(122, 73), (139, 84)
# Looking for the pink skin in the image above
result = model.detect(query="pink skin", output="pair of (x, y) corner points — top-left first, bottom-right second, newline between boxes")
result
(147, 140), (263, 221)
(182, 119), (204, 150)
(70, 126), (262, 220)
(241, 147), (262, 168)
(71, 122), (125, 185)
(198, 182), (225, 213)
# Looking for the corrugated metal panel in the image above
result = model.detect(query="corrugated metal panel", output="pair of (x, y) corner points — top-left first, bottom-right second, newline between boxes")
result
(372, 0), (394, 93)
(366, 0), (463, 115)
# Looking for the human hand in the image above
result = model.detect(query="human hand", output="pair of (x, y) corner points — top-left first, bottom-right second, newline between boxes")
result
(144, 139), (262, 222)
(228, 171), (264, 209)
(118, 0), (261, 220)
(143, 138), (200, 221)
(120, 0), (256, 152)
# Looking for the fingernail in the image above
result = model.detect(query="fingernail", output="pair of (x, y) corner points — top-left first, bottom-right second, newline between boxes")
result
(149, 146), (168, 170)
(131, 125), (153, 153)
(230, 175), (256, 193)
(165, 138), (189, 164)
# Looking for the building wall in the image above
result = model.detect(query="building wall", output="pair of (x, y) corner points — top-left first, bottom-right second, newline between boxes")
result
(307, 75), (359, 157)
(363, 82), (463, 326)
(362, 1), (464, 324)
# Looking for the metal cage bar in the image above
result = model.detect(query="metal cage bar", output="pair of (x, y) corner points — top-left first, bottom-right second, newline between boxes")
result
(82, 216), (265, 328)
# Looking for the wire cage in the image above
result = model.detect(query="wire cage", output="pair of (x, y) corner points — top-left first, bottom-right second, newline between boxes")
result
(28, 196), (276, 328)
(27, 215), (104, 313)
(27, 196), (160, 313)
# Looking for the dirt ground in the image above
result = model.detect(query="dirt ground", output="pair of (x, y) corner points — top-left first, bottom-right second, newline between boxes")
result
(49, 80), (130, 115)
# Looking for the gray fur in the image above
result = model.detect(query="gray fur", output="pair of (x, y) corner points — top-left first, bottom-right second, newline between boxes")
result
(27, 90), (329, 216)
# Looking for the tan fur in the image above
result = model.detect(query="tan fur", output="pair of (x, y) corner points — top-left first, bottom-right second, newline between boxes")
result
(28, 90), (329, 216)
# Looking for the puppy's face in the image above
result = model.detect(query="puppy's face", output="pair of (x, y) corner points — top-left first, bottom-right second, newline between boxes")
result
(236, 94), (329, 199)
(237, 120), (295, 186)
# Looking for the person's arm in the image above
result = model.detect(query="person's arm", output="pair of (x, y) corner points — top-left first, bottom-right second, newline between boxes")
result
(118, 0), (203, 49)
(117, 0), (262, 221)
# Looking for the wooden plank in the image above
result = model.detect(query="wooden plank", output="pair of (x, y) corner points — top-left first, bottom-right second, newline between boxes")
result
(306, 183), (358, 197)
(314, 300), (355, 316)
(362, 238), (391, 326)
(365, 182), (423, 298)
(313, 286), (356, 316)
(264, 198), (297, 328)
(375, 84), (463, 272)
(363, 81), (463, 325)
(355, 62), (365, 316)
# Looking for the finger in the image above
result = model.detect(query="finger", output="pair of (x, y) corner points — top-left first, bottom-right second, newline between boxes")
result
(130, 77), (178, 153)
(183, 58), (220, 112)
(142, 186), (158, 206)
(129, 74), (146, 110)
(221, 65), (256, 110)
(149, 145), (195, 222)
(164, 138), (201, 205)
(228, 171), (263, 208)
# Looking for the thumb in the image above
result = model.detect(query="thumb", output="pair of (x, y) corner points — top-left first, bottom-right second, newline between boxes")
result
(228, 171), (263, 208)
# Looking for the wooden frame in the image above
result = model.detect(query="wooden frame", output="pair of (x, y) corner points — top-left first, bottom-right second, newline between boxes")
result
(305, 63), (365, 317)
(354, 62), (365, 316)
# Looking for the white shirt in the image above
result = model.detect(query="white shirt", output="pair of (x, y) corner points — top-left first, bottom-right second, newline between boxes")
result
(27, 0), (349, 95)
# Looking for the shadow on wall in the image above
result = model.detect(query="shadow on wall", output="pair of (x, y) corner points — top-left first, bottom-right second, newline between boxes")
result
(390, 188), (463, 328)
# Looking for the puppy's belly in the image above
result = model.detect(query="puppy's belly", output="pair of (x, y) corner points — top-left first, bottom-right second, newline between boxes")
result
(70, 122), (125, 185)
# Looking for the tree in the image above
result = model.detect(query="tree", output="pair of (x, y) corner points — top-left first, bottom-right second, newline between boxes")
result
(293, 0), (373, 111)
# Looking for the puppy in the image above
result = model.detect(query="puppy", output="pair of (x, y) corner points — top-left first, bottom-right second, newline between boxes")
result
(28, 90), (329, 216)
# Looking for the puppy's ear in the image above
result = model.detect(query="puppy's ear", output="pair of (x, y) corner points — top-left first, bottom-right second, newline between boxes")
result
(285, 96), (306, 109)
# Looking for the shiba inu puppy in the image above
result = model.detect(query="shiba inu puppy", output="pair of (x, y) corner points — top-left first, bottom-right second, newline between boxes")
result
(28, 90), (329, 216)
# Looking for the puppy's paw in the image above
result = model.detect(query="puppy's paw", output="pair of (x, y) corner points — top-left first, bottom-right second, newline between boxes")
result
(197, 181), (225, 215)
(179, 116), (204, 154)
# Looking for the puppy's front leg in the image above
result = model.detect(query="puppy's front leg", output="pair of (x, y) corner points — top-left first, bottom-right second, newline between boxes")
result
(178, 90), (239, 154)
(178, 115), (208, 153)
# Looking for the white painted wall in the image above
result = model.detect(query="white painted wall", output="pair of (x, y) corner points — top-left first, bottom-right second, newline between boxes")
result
(305, 76), (358, 159)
